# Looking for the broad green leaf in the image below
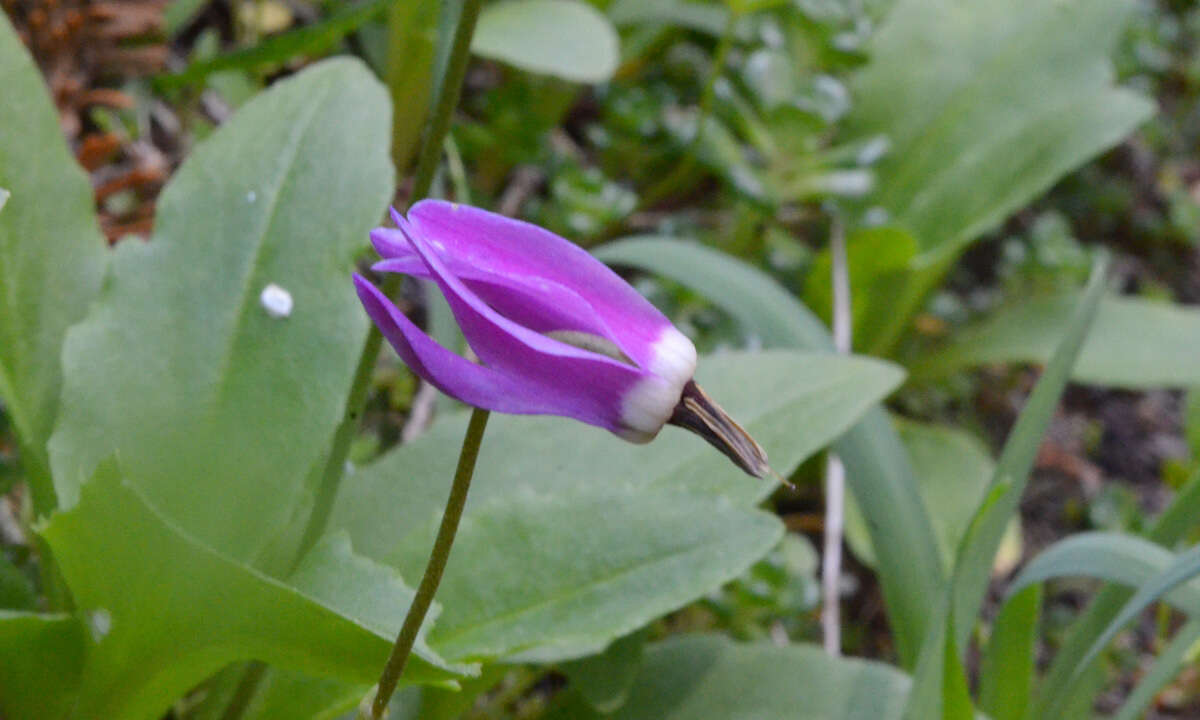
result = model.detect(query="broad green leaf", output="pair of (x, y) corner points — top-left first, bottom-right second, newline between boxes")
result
(840, 0), (1152, 356)
(289, 533), (462, 677)
(0, 15), (108, 512)
(331, 351), (899, 662)
(1112, 617), (1200, 720)
(37, 461), (464, 720)
(844, 419), (999, 572)
(396, 485), (782, 662)
(846, 0), (1153, 264)
(597, 237), (942, 667)
(904, 256), (1108, 717)
(1032, 468), (1200, 720)
(49, 58), (393, 563)
(333, 350), (902, 557)
(0, 611), (85, 720)
(1009, 533), (1200, 616)
(472, 0), (618, 83)
(913, 293), (1200, 389)
(978, 586), (1040, 720)
(553, 634), (912, 720)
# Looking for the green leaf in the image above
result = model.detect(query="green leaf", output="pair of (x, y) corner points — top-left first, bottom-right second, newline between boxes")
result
(597, 237), (942, 667)
(1112, 617), (1200, 720)
(1031, 468), (1200, 720)
(334, 350), (901, 554)
(561, 629), (646, 713)
(37, 460), (464, 720)
(913, 293), (1200, 389)
(331, 351), (901, 662)
(844, 419), (999, 572)
(561, 635), (913, 720)
(949, 256), (1108, 650)
(405, 486), (781, 662)
(596, 238), (827, 348)
(1069, 541), (1200, 676)
(904, 256), (1108, 718)
(978, 586), (1041, 720)
(846, 0), (1153, 264)
(48, 58), (393, 564)
(0, 611), (85, 720)
(839, 0), (1152, 357)
(1009, 533), (1200, 615)
(0, 14), (108, 512)
(472, 0), (619, 83)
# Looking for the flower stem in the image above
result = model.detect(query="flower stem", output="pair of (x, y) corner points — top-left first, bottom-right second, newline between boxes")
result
(291, 0), (483, 572)
(364, 408), (490, 720)
(410, 0), (482, 201)
(219, 5), (485, 720)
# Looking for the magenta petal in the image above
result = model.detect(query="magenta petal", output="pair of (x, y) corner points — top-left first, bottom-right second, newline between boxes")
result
(372, 257), (615, 338)
(407, 200), (672, 368)
(398, 226), (653, 433)
(353, 275), (537, 414)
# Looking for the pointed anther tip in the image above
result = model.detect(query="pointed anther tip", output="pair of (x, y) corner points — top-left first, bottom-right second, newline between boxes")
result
(667, 381), (771, 479)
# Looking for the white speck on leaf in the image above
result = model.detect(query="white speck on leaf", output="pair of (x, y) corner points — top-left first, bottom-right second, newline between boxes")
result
(260, 283), (293, 318)
(90, 608), (112, 641)
(246, 190), (257, 203)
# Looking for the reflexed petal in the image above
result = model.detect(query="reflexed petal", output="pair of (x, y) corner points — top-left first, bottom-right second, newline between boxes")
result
(373, 255), (615, 339)
(399, 225), (678, 435)
(353, 275), (538, 414)
(406, 201), (673, 368)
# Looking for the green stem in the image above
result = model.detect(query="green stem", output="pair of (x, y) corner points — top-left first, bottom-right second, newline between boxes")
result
(291, 0), (483, 572)
(364, 408), (491, 720)
(410, 0), (482, 200)
(219, 5), (485, 720)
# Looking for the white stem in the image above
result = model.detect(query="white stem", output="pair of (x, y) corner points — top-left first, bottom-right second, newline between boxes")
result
(822, 219), (851, 656)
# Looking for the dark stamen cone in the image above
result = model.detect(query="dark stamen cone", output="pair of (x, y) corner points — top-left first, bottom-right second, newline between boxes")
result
(668, 380), (772, 478)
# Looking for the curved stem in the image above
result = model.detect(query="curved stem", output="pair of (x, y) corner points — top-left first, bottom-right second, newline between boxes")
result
(220, 6), (485, 720)
(291, 0), (483, 573)
(364, 408), (490, 720)
(410, 0), (483, 201)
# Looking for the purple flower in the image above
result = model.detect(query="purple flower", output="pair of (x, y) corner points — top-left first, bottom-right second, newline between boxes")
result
(353, 200), (769, 477)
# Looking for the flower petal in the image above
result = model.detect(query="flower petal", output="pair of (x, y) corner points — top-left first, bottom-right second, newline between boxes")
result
(397, 223), (675, 435)
(373, 255), (615, 339)
(353, 274), (537, 414)
(406, 200), (674, 369)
